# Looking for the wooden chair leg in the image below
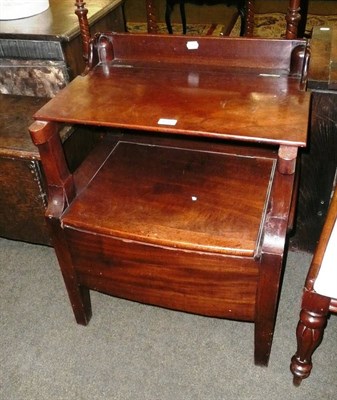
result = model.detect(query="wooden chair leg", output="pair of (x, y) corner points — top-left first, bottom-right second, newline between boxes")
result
(165, 1), (186, 35)
(237, 0), (247, 36)
(290, 300), (329, 385)
(179, 0), (187, 35)
(165, 1), (174, 34)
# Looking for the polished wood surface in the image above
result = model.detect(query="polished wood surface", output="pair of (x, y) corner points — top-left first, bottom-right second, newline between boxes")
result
(61, 132), (281, 322)
(35, 33), (310, 147)
(29, 29), (310, 366)
(63, 138), (275, 256)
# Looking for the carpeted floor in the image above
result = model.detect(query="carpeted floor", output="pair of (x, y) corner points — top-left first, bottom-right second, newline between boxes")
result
(127, 12), (337, 37)
(1, 237), (336, 399)
(126, 21), (226, 35)
(230, 12), (337, 37)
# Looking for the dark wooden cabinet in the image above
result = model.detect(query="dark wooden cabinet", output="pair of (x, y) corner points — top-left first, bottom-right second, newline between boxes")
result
(0, 0), (125, 244)
(290, 27), (337, 252)
(0, 94), (101, 244)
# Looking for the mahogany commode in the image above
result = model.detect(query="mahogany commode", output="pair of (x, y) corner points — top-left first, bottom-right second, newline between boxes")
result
(29, 27), (310, 367)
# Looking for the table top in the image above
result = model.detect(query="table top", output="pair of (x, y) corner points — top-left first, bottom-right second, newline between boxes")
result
(0, 0), (123, 41)
(34, 33), (311, 147)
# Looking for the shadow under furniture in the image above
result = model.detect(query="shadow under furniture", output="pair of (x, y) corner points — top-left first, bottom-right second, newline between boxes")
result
(29, 5), (311, 367)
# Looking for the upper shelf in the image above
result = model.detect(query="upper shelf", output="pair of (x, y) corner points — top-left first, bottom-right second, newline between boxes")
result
(34, 33), (311, 147)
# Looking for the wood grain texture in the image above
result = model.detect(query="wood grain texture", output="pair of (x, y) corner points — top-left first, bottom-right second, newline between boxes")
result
(62, 138), (276, 256)
(34, 33), (310, 147)
(67, 227), (259, 321)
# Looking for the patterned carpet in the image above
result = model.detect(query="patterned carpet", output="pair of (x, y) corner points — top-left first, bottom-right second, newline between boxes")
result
(126, 22), (225, 36)
(230, 13), (337, 37)
(127, 13), (337, 38)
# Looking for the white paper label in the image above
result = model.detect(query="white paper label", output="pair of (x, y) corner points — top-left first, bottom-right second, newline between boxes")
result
(157, 118), (177, 126)
(186, 41), (199, 50)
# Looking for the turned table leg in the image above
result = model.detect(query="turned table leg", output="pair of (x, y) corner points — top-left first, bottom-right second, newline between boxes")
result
(290, 296), (330, 385)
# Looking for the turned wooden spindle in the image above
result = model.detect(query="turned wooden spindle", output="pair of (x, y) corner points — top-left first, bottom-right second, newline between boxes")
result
(291, 306), (329, 385)
(244, 0), (255, 37)
(75, 0), (91, 68)
(145, 0), (159, 34)
(286, 0), (301, 39)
